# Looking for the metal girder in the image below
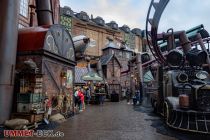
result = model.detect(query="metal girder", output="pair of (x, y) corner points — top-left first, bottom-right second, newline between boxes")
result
(146, 0), (170, 64)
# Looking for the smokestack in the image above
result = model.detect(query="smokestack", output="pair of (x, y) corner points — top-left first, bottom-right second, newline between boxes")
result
(36, 0), (54, 26)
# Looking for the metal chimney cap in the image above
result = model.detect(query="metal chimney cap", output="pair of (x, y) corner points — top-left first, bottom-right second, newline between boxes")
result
(120, 25), (130, 33)
(106, 21), (118, 30)
(61, 6), (74, 16)
(75, 11), (90, 21)
(93, 16), (105, 26)
(131, 28), (142, 36)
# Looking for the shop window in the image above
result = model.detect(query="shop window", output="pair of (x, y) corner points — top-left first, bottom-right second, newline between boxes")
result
(19, 0), (29, 17)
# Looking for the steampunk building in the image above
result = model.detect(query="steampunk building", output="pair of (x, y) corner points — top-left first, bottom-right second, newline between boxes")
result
(60, 6), (146, 97)
(0, 0), (147, 124)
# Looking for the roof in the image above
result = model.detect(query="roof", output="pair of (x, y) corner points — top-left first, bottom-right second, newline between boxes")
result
(100, 54), (122, 67)
(75, 67), (88, 84)
(82, 71), (103, 81)
(100, 54), (113, 65)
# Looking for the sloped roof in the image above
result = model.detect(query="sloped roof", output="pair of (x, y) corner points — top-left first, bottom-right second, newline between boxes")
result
(75, 67), (88, 84)
(100, 54), (122, 67)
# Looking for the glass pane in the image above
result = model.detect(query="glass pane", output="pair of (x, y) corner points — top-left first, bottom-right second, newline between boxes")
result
(19, 0), (29, 17)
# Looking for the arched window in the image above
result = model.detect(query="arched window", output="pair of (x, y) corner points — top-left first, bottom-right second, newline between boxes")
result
(19, 0), (29, 17)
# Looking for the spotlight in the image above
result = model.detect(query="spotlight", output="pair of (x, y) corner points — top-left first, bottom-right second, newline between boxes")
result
(167, 49), (183, 66)
(186, 48), (207, 66)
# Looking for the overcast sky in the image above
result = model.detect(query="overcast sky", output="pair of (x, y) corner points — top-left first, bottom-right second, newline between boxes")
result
(60, 0), (210, 33)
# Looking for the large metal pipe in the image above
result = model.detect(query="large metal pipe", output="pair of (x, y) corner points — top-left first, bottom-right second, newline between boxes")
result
(196, 33), (210, 69)
(97, 61), (103, 78)
(36, 0), (53, 26)
(0, 0), (19, 124)
(136, 53), (144, 97)
(179, 31), (191, 54)
(73, 35), (90, 60)
(164, 31), (191, 54)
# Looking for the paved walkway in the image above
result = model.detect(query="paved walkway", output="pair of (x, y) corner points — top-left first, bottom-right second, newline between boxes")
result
(56, 101), (176, 140)
(11, 101), (210, 140)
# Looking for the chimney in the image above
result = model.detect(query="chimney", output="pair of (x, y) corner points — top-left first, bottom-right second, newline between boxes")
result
(36, 0), (54, 26)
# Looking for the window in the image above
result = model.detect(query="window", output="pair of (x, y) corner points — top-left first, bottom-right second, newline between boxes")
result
(111, 50), (115, 55)
(19, 0), (29, 17)
(119, 51), (123, 58)
(18, 24), (25, 29)
(126, 52), (130, 59)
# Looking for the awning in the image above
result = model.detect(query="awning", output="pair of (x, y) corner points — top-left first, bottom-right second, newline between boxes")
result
(82, 71), (103, 81)
(143, 70), (154, 83)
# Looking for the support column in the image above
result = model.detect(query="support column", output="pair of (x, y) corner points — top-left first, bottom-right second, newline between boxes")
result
(0, 0), (19, 124)
(129, 62), (135, 98)
(136, 53), (143, 99)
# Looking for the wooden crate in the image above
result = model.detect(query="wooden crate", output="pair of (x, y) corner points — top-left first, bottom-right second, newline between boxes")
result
(11, 113), (44, 123)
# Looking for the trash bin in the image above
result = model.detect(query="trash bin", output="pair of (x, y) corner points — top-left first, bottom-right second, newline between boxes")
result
(111, 93), (119, 102)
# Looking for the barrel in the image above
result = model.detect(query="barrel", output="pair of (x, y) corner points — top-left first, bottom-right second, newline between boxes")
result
(179, 94), (189, 109)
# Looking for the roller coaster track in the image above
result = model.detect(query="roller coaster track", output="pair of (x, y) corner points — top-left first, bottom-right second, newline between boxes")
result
(146, 0), (170, 64)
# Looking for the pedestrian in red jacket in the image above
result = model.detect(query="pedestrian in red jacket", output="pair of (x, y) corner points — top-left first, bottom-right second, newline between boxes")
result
(78, 89), (85, 111)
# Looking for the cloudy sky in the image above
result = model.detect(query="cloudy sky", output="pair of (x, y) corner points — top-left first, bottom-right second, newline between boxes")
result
(60, 0), (210, 32)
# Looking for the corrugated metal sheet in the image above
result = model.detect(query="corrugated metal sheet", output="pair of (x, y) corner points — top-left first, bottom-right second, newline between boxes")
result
(75, 67), (88, 84)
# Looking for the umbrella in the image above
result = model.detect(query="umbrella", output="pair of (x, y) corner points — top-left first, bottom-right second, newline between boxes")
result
(82, 71), (103, 81)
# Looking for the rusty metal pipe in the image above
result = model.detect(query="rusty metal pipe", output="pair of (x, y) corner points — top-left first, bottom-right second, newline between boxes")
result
(179, 31), (191, 54)
(164, 31), (191, 54)
(0, 0), (19, 124)
(36, 0), (53, 26)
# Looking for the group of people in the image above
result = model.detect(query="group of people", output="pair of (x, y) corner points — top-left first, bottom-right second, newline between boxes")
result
(74, 87), (91, 112)
(126, 88), (142, 105)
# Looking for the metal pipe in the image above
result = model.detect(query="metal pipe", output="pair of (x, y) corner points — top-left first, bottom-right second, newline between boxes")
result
(29, 0), (36, 27)
(36, 0), (53, 26)
(97, 61), (103, 78)
(196, 33), (210, 69)
(0, 0), (19, 124)
(136, 53), (144, 98)
(179, 31), (191, 54)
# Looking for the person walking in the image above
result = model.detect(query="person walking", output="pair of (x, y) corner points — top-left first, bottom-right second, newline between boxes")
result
(86, 88), (91, 105)
(78, 88), (85, 111)
(126, 88), (131, 104)
(74, 87), (80, 113)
